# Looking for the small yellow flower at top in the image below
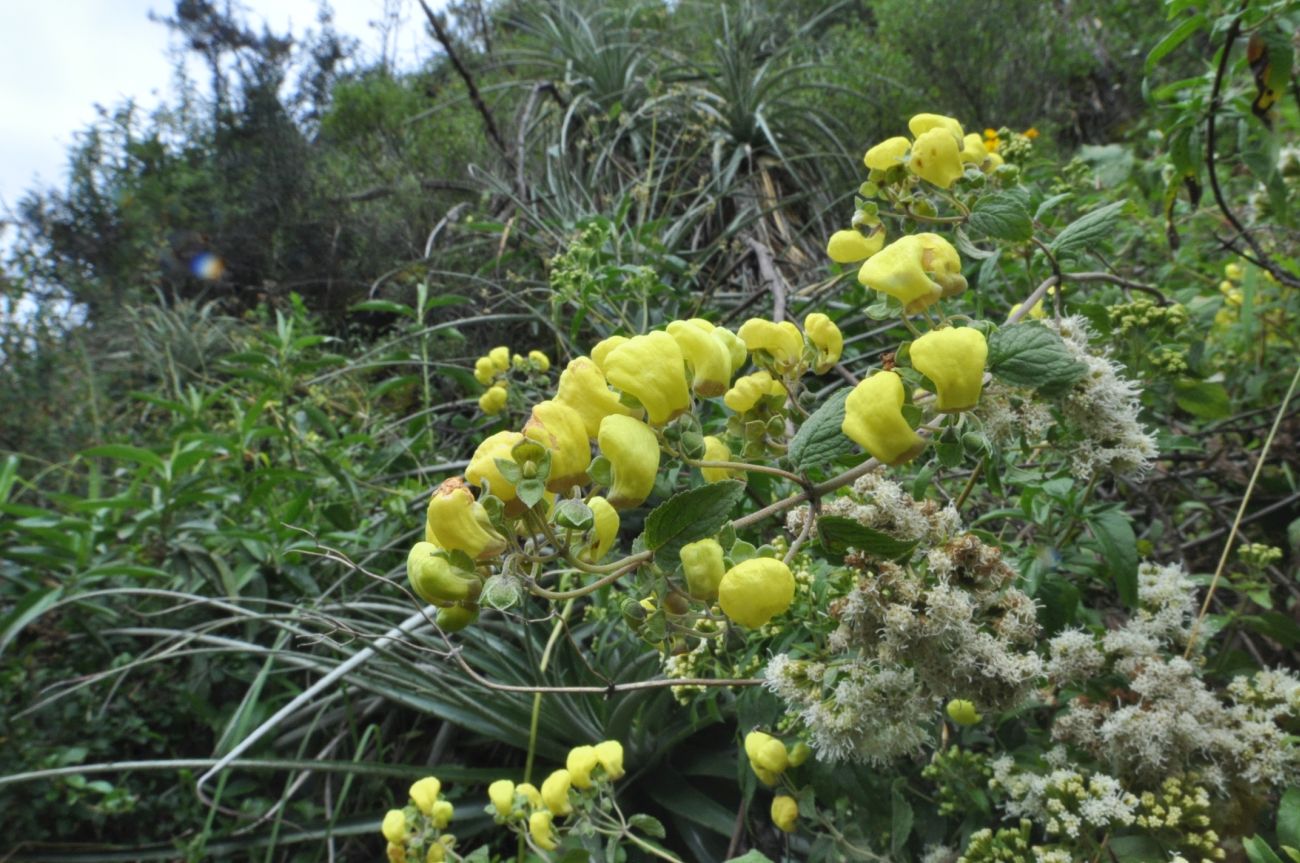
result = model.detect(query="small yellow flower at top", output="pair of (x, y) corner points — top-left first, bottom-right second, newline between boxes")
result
(523, 399), (592, 491)
(908, 122), (966, 188)
(826, 228), (885, 264)
(478, 385), (508, 415)
(567, 745), (601, 789)
(946, 698), (983, 725)
(865, 135), (911, 170)
(724, 370), (786, 413)
(738, 318), (805, 371)
(488, 779), (516, 817)
(909, 113), (964, 141)
(473, 356), (497, 386)
(602, 332), (691, 425)
(719, 558), (795, 628)
(541, 769), (573, 816)
(771, 795), (799, 832)
(425, 476), (507, 559)
(409, 776), (441, 816)
(516, 782), (543, 809)
(528, 349), (551, 372)
(803, 312), (843, 374)
(430, 800), (454, 830)
(381, 809), (408, 844)
(594, 740), (625, 780)
(488, 346), (510, 371)
(908, 326), (989, 413)
(529, 809), (559, 850)
(841, 371), (925, 465)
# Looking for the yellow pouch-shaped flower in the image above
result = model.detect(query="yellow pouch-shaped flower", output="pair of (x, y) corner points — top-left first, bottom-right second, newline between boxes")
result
(908, 112), (964, 141)
(787, 742), (811, 767)
(908, 326), (988, 412)
(488, 779), (515, 817)
(667, 319), (732, 396)
(908, 127), (965, 189)
(744, 730), (789, 784)
(516, 782), (542, 809)
(915, 232), (967, 298)
(529, 810), (558, 850)
(700, 436), (737, 483)
(382, 809), (408, 844)
(523, 400), (592, 492)
(426, 477), (507, 559)
(597, 415), (660, 509)
(409, 776), (441, 816)
(737, 318), (804, 369)
(430, 800), (454, 830)
(724, 370), (786, 413)
(681, 538), (726, 600)
(864, 135), (911, 170)
(581, 496), (619, 563)
(466, 430), (524, 509)
(594, 740), (625, 779)
(771, 795), (799, 832)
(857, 235), (941, 312)
(540, 769), (573, 816)
(803, 312), (843, 373)
(826, 229), (884, 264)
(555, 357), (640, 439)
(566, 745), (600, 790)
(602, 332), (691, 425)
(488, 346), (510, 371)
(946, 698), (983, 726)
(842, 371), (925, 465)
(590, 334), (628, 371)
(407, 542), (480, 605)
(473, 356), (496, 386)
(960, 132), (988, 164)
(528, 349), (551, 372)
(478, 385), (508, 415)
(719, 558), (795, 628)
(711, 326), (748, 377)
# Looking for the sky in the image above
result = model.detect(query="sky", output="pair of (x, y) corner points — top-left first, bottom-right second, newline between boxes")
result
(0, 1), (433, 221)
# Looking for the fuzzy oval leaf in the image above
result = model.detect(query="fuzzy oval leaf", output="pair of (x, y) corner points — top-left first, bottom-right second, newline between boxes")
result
(1279, 788), (1300, 851)
(1174, 378), (1231, 419)
(817, 515), (918, 563)
(967, 190), (1033, 242)
(988, 323), (1088, 394)
(788, 388), (855, 473)
(643, 480), (746, 567)
(1050, 201), (1127, 257)
(1090, 508), (1138, 608)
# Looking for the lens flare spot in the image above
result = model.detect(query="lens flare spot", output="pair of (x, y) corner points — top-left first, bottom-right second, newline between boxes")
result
(190, 252), (225, 281)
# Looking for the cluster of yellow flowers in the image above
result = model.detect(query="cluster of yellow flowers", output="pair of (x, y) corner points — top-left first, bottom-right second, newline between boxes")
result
(743, 731), (812, 833)
(381, 776), (456, 862)
(472, 345), (552, 415)
(486, 740), (625, 851)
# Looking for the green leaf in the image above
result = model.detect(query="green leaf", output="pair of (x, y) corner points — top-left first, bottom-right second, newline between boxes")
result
(724, 854), (775, 863)
(1145, 14), (1207, 72)
(642, 481), (746, 568)
(1277, 787), (1300, 850)
(1109, 835), (1165, 862)
(788, 388), (854, 473)
(1050, 201), (1127, 258)
(81, 444), (165, 474)
(967, 190), (1033, 242)
(988, 323), (1088, 395)
(1246, 836), (1286, 863)
(890, 780), (914, 859)
(0, 587), (62, 655)
(817, 516), (918, 563)
(1090, 508), (1138, 608)
(1174, 377), (1231, 419)
(629, 813), (666, 839)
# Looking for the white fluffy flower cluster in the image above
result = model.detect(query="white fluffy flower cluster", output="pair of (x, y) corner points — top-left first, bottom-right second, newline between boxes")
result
(787, 469), (961, 543)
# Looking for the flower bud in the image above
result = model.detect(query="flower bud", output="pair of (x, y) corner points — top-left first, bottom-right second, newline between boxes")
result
(516, 782), (542, 809)
(719, 558), (795, 628)
(771, 795), (799, 832)
(908, 127), (965, 189)
(488, 779), (516, 817)
(473, 356), (496, 386)
(528, 349), (551, 371)
(864, 135), (911, 170)
(946, 698), (982, 725)
(724, 370), (786, 413)
(567, 745), (600, 789)
(387, 844), (404, 863)
(409, 777), (441, 815)
(803, 313), (843, 374)
(426, 843), (445, 863)
(668, 320), (732, 396)
(478, 385), (508, 415)
(908, 112), (964, 141)
(737, 318), (803, 370)
(529, 810), (558, 850)
(841, 371), (925, 465)
(435, 603), (479, 632)
(580, 496), (619, 563)
(540, 769), (573, 815)
(598, 415), (660, 509)
(466, 431), (524, 510)
(603, 332), (691, 425)
(744, 731), (789, 785)
(488, 346), (510, 371)
(407, 542), (482, 605)
(382, 809), (408, 843)
(523, 400), (592, 492)
(699, 436), (737, 483)
(430, 800), (454, 829)
(594, 740), (625, 780)
(908, 326), (988, 412)
(787, 742), (812, 767)
(426, 477), (507, 559)
(555, 358), (640, 438)
(826, 229), (884, 264)
(680, 538), (726, 600)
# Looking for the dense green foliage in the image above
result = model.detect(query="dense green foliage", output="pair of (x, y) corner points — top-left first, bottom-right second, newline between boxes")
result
(1, 1), (1298, 861)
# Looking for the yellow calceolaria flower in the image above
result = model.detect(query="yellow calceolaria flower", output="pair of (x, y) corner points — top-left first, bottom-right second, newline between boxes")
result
(597, 415), (660, 509)
(426, 842), (446, 863)
(710, 325), (749, 376)
(523, 399), (592, 491)
(566, 745), (600, 789)
(409, 776), (441, 816)
(699, 436), (738, 483)
(681, 538), (726, 600)
(724, 370), (786, 413)
(858, 233), (965, 313)
(589, 334), (628, 371)
(473, 356), (497, 386)
(541, 769), (573, 815)
(466, 430), (523, 510)
(426, 477), (507, 559)
(864, 135), (912, 170)
(771, 795), (799, 833)
(1224, 262), (1244, 281)
(744, 731), (789, 786)
(435, 603), (478, 632)
(386, 841), (404, 863)
(602, 331), (691, 425)
(555, 357), (640, 439)
(581, 496), (619, 563)
(488, 346), (510, 371)
(787, 742), (812, 767)
(516, 782), (543, 809)
(737, 318), (804, 370)
(841, 371), (926, 465)
(719, 558), (795, 628)
(909, 112), (964, 140)
(381, 809), (408, 843)
(803, 312), (843, 374)
(909, 326), (989, 413)
(407, 542), (480, 605)
(960, 132), (988, 164)
(1009, 298), (1047, 320)
(528, 349), (551, 371)
(488, 779), (516, 817)
(529, 809), (559, 851)
(478, 385), (508, 415)
(594, 740), (625, 779)
(667, 319), (733, 396)
(430, 800), (454, 830)
(908, 126), (966, 189)
(946, 698), (982, 725)
(826, 228), (885, 264)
